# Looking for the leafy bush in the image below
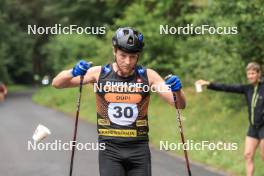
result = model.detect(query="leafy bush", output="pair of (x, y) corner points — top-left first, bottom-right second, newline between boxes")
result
(42, 34), (105, 74)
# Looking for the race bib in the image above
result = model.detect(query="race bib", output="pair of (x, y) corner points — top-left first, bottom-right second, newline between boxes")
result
(108, 103), (138, 126)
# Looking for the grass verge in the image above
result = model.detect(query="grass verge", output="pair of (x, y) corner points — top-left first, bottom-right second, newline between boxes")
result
(7, 84), (31, 93)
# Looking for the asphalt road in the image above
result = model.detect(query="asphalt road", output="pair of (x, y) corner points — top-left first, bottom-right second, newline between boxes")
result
(0, 91), (229, 176)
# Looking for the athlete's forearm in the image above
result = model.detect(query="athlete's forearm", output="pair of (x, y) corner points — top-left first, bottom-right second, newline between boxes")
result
(207, 82), (245, 94)
(52, 69), (75, 89)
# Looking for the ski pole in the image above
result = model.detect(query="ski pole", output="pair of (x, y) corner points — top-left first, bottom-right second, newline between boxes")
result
(165, 75), (192, 176)
(69, 75), (84, 176)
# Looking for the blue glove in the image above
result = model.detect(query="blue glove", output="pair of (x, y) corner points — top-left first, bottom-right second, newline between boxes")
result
(71, 60), (92, 77)
(165, 75), (182, 92)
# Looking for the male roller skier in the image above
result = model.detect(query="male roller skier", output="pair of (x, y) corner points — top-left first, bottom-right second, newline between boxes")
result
(52, 27), (186, 176)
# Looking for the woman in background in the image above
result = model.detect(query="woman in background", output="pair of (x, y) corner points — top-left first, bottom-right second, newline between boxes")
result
(196, 62), (264, 176)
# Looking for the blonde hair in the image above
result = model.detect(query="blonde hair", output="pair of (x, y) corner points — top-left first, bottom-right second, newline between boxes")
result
(246, 62), (262, 74)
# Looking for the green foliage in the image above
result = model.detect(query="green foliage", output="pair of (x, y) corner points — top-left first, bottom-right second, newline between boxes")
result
(0, 43), (10, 82)
(176, 35), (246, 84)
(0, 0), (133, 83)
(207, 1), (264, 65)
(0, 1), (34, 83)
(2, 0), (263, 84)
(42, 34), (105, 74)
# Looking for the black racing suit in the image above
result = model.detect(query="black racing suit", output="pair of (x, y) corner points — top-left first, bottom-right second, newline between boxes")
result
(99, 139), (151, 176)
(96, 64), (151, 176)
(208, 82), (264, 139)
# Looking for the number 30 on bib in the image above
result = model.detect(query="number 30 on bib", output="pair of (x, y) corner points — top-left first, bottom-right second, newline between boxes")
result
(108, 103), (138, 126)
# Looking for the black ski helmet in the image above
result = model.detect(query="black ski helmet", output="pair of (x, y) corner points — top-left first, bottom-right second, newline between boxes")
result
(112, 27), (144, 53)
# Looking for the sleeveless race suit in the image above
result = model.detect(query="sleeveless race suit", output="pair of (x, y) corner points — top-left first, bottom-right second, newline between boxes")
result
(96, 64), (152, 176)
